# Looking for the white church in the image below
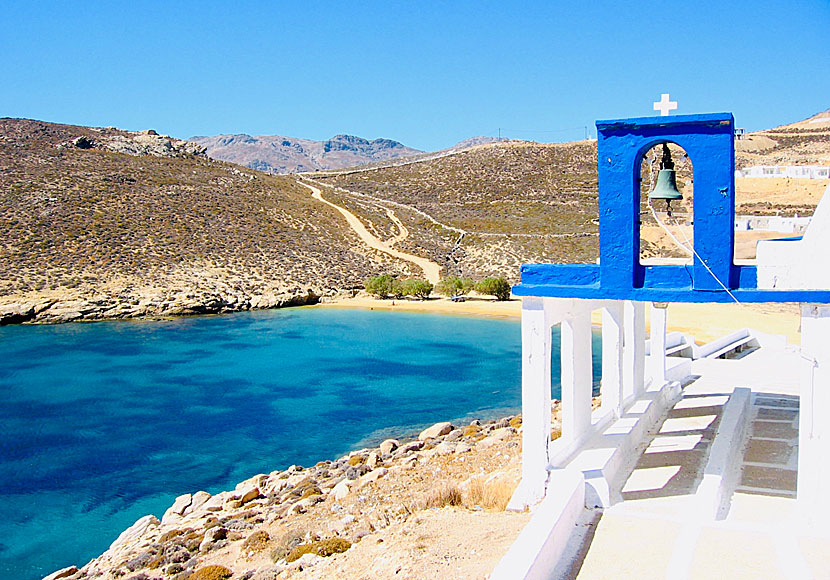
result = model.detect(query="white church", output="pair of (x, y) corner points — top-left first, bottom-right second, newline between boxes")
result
(491, 101), (830, 579)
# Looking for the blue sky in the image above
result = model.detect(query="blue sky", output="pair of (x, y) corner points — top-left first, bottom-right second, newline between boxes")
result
(1, 1), (828, 151)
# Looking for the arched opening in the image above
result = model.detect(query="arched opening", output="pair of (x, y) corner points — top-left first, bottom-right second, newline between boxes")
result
(638, 141), (694, 264)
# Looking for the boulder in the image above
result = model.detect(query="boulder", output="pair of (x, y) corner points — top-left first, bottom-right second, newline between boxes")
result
(359, 467), (388, 486)
(0, 303), (35, 325)
(433, 441), (456, 456)
(477, 427), (515, 449)
(366, 452), (380, 469)
(332, 479), (352, 501)
(109, 514), (160, 550)
(42, 566), (79, 580)
(419, 422), (453, 440)
(379, 439), (399, 455)
(183, 490), (211, 516)
(162, 493), (192, 523)
(240, 485), (262, 504)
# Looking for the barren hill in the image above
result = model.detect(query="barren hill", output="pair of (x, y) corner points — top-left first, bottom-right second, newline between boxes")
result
(0, 119), (415, 323)
(311, 140), (601, 281)
(190, 133), (422, 174)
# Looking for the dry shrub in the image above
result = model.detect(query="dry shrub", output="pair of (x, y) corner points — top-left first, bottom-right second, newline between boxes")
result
(424, 483), (463, 508)
(551, 425), (562, 440)
(465, 478), (517, 511)
(270, 529), (307, 562)
(285, 537), (352, 562)
(242, 530), (270, 553)
(509, 416), (522, 429)
(190, 565), (233, 580)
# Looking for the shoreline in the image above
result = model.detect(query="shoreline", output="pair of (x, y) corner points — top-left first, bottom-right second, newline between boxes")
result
(316, 295), (803, 345)
(1, 291), (803, 346)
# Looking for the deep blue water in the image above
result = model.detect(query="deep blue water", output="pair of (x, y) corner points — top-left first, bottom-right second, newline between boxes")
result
(0, 308), (601, 580)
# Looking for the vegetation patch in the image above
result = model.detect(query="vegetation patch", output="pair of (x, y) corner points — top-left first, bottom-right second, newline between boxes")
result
(190, 565), (233, 580)
(285, 537), (352, 562)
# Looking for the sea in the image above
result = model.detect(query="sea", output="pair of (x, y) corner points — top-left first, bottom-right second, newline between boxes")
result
(0, 307), (602, 579)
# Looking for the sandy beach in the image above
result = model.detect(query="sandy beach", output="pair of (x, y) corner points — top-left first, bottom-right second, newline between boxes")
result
(316, 295), (803, 345)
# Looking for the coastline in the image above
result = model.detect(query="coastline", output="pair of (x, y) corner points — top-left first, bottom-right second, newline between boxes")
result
(1, 289), (802, 346)
(316, 295), (803, 345)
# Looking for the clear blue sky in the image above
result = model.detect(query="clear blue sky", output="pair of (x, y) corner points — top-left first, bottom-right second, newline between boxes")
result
(2, 1), (828, 151)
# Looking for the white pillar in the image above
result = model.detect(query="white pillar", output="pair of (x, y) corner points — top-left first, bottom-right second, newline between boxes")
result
(649, 302), (668, 387)
(601, 302), (625, 418)
(623, 300), (646, 403)
(508, 297), (553, 510)
(561, 308), (593, 448)
(798, 304), (830, 520)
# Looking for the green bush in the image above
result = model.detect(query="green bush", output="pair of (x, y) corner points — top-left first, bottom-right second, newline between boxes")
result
(365, 274), (394, 298)
(476, 277), (512, 300)
(402, 279), (433, 299)
(436, 276), (463, 297)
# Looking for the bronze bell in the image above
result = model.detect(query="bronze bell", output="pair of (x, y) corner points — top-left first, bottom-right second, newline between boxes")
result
(648, 143), (683, 214)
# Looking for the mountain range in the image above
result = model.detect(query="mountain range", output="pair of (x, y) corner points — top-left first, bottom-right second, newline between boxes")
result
(189, 133), (423, 174)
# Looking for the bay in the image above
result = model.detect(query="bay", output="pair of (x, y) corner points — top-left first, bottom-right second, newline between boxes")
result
(0, 307), (600, 579)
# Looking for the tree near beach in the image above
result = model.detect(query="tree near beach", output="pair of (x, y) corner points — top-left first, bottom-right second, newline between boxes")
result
(436, 276), (476, 297)
(476, 277), (512, 301)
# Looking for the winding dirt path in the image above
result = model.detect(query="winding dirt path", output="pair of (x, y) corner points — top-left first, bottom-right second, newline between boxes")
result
(298, 179), (442, 284)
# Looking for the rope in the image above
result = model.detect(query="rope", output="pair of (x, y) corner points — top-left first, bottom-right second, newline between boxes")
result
(648, 205), (742, 305)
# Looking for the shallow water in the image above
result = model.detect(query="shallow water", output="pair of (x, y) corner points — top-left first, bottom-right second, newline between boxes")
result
(0, 308), (600, 579)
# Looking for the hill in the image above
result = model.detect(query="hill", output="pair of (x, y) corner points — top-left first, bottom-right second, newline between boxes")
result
(189, 133), (422, 174)
(0, 119), (414, 323)
(310, 139), (601, 281)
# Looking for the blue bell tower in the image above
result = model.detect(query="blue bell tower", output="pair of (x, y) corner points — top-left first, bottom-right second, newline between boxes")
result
(513, 112), (830, 303)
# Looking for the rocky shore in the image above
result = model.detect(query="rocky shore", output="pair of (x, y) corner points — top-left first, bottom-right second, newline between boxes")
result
(0, 289), (334, 326)
(41, 409), (555, 580)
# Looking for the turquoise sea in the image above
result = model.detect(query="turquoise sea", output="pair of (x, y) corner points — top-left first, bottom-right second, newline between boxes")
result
(0, 308), (601, 579)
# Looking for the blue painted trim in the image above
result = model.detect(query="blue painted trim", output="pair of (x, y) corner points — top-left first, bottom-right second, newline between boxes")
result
(512, 283), (830, 303)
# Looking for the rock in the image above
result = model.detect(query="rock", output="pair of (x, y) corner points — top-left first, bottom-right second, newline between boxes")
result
(251, 564), (285, 580)
(199, 526), (228, 552)
(162, 493), (192, 523)
(477, 427), (515, 449)
(456, 442), (473, 453)
(359, 467), (388, 486)
(109, 514), (160, 550)
(433, 441), (456, 456)
(42, 566), (79, 580)
(379, 439), (399, 455)
(183, 490), (211, 515)
(396, 440), (424, 455)
(202, 492), (229, 512)
(239, 485), (262, 504)
(289, 552), (321, 570)
(332, 479), (353, 501)
(366, 452), (380, 469)
(419, 421), (454, 440)
(0, 303), (35, 325)
(445, 429), (464, 442)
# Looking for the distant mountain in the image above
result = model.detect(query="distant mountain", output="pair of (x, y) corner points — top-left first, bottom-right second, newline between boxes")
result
(189, 133), (422, 174)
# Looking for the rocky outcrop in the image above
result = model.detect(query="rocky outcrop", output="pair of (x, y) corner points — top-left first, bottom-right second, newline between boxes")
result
(59, 129), (206, 158)
(0, 289), (324, 326)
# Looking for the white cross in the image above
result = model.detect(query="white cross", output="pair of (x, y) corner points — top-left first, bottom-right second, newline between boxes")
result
(653, 93), (678, 116)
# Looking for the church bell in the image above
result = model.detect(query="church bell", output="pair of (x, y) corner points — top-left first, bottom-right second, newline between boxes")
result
(648, 143), (683, 213)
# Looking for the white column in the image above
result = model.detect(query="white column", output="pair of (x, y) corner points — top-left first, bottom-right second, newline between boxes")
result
(798, 304), (830, 520)
(508, 297), (553, 510)
(561, 308), (593, 448)
(623, 301), (646, 403)
(601, 302), (625, 418)
(649, 302), (668, 387)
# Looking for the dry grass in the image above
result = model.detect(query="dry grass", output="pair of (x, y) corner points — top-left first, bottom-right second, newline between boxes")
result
(464, 478), (517, 511)
(424, 482), (463, 508)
